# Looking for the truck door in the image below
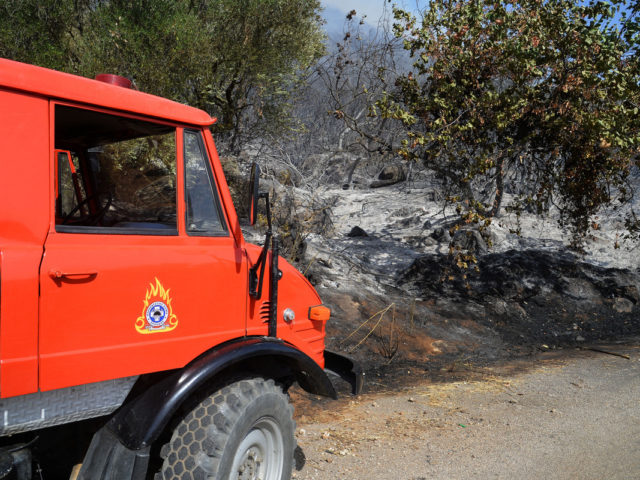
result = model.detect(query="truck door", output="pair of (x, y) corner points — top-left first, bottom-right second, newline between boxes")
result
(39, 104), (246, 391)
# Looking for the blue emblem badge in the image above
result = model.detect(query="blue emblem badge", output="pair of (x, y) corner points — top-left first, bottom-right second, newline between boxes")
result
(146, 301), (169, 328)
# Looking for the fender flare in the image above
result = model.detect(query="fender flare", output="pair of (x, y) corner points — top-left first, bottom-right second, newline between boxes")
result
(107, 337), (336, 450)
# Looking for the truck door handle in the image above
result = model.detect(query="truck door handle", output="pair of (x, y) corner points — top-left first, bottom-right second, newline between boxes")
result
(49, 270), (98, 280)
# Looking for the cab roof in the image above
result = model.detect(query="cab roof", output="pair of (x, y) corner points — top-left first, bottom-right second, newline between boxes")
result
(0, 58), (215, 127)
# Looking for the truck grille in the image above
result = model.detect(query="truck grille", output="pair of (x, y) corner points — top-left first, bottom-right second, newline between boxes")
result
(259, 301), (271, 323)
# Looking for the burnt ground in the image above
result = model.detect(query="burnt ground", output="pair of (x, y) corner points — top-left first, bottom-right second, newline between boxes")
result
(313, 249), (640, 396)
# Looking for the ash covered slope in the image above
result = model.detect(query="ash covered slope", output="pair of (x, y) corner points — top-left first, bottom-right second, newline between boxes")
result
(238, 155), (639, 372)
(299, 170), (640, 368)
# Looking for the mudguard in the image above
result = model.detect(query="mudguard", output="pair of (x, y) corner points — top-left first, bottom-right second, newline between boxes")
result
(116, 337), (336, 449)
(324, 350), (365, 395)
(78, 428), (149, 480)
(79, 338), (351, 480)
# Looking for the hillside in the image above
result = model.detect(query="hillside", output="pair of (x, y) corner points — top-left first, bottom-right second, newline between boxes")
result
(237, 153), (640, 386)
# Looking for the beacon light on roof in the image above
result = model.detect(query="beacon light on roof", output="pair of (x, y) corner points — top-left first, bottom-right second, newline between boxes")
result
(95, 73), (132, 89)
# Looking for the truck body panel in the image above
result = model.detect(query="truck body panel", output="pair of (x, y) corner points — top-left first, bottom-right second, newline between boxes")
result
(39, 233), (247, 391)
(0, 89), (50, 398)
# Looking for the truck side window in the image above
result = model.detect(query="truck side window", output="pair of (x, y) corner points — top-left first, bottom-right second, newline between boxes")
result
(184, 130), (227, 235)
(55, 105), (177, 234)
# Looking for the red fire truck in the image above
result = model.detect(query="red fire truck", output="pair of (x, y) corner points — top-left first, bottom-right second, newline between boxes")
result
(0, 58), (361, 480)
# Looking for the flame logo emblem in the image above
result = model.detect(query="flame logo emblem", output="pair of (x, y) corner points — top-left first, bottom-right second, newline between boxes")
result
(135, 278), (178, 334)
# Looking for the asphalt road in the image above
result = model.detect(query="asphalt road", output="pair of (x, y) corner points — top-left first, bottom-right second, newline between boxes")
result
(293, 344), (640, 479)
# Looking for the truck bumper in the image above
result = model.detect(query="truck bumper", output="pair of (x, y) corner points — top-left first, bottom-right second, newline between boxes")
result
(324, 350), (364, 395)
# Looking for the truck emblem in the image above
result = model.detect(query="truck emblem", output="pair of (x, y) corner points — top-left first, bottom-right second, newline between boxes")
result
(135, 278), (178, 334)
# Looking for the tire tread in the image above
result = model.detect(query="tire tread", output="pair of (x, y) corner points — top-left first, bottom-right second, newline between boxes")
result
(156, 378), (295, 480)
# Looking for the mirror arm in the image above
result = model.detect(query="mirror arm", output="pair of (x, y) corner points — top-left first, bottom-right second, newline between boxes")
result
(246, 174), (282, 338)
(249, 231), (271, 298)
(262, 192), (272, 231)
(268, 237), (280, 337)
(249, 192), (273, 299)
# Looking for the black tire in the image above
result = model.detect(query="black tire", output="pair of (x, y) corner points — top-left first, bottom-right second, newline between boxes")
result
(156, 378), (295, 480)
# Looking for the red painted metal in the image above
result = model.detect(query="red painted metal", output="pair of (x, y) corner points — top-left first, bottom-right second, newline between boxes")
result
(95, 74), (132, 89)
(0, 58), (213, 127)
(0, 59), (326, 397)
(0, 89), (49, 397)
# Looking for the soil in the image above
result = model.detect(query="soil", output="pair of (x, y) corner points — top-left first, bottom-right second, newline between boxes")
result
(291, 342), (640, 480)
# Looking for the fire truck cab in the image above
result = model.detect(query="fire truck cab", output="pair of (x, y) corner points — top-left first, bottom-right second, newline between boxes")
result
(0, 58), (361, 480)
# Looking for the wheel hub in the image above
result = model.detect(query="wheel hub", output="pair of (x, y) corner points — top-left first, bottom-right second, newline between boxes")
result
(238, 447), (263, 480)
(231, 417), (284, 480)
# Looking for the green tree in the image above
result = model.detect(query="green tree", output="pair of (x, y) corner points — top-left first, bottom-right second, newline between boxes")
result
(74, 1), (211, 106)
(0, 0), (325, 151)
(380, 0), (640, 248)
(199, 0), (325, 150)
(0, 0), (80, 70)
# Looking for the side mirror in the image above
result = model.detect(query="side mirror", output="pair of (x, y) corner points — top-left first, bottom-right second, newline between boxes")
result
(248, 163), (260, 225)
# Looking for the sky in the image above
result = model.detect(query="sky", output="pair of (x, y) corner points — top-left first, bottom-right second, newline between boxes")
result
(322, 0), (388, 22)
(321, 0), (424, 40)
(321, 0), (423, 27)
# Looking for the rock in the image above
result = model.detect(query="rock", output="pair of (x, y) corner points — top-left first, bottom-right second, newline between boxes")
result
(576, 335), (585, 342)
(488, 298), (509, 316)
(347, 226), (368, 237)
(612, 297), (634, 313)
(422, 237), (438, 247)
(621, 285), (639, 304)
(370, 165), (407, 188)
(431, 227), (451, 243)
(452, 229), (488, 255)
(565, 279), (602, 302)
(378, 165), (406, 182)
(318, 258), (333, 269)
(398, 216), (419, 227)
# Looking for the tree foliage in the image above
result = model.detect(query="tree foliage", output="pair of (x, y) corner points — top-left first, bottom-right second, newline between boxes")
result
(380, 0), (640, 248)
(0, 0), (79, 70)
(0, 0), (325, 151)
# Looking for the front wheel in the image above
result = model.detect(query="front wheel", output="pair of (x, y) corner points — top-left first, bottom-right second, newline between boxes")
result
(156, 378), (295, 480)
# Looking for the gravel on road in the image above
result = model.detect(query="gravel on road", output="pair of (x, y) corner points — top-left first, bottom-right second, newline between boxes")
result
(292, 344), (640, 480)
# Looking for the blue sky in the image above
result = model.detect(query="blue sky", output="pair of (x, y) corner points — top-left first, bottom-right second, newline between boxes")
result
(322, 0), (388, 22)
(321, 0), (423, 27)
